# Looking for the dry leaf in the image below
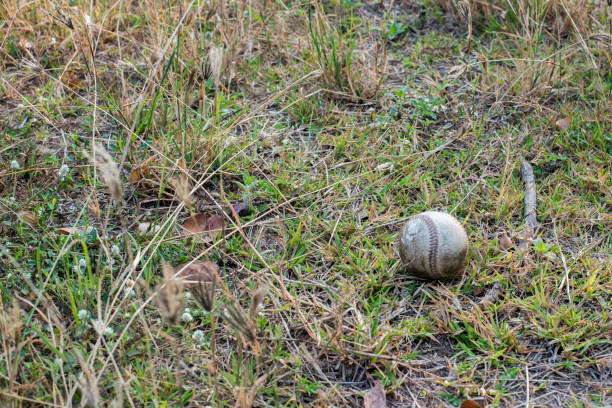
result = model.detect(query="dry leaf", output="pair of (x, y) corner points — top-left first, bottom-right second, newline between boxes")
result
(130, 167), (147, 183)
(56, 226), (94, 235)
(206, 215), (224, 232)
(499, 232), (513, 251)
(471, 286), (485, 297)
(138, 222), (161, 236)
(173, 261), (219, 288)
(182, 213), (224, 242)
(364, 380), (386, 408)
(460, 400), (483, 408)
(182, 213), (207, 233)
(555, 117), (571, 130)
(63, 71), (84, 90)
(130, 157), (157, 184)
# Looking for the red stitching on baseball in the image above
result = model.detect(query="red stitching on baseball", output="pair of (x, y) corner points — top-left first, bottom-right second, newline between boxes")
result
(414, 214), (438, 277)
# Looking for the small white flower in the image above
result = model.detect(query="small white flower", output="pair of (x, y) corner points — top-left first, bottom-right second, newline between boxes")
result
(181, 311), (193, 322)
(72, 265), (79, 273)
(10, 160), (20, 169)
(6, 273), (12, 279)
(185, 291), (192, 299)
(111, 244), (120, 257)
(58, 164), (70, 179)
(78, 309), (89, 321)
(50, 37), (56, 45)
(184, 308), (190, 314)
(103, 326), (114, 337)
(192, 329), (204, 342)
(79, 258), (87, 270)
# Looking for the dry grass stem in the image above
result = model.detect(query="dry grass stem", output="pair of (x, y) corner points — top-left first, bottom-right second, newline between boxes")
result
(0, 0), (609, 406)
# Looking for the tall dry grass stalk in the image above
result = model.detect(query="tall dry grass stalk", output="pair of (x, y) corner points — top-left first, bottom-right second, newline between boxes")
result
(86, 144), (123, 202)
(156, 261), (184, 324)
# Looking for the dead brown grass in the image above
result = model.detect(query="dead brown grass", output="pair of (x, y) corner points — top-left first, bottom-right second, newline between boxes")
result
(0, 0), (610, 407)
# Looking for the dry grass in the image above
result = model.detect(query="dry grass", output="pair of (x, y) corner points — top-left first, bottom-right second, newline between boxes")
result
(0, 0), (610, 407)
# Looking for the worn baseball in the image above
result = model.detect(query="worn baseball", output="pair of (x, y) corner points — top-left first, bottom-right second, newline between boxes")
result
(398, 211), (468, 280)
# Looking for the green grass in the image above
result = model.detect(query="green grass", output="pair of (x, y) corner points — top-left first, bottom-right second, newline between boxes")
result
(0, 0), (610, 407)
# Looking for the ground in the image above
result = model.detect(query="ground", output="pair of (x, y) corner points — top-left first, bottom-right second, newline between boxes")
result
(0, 0), (610, 407)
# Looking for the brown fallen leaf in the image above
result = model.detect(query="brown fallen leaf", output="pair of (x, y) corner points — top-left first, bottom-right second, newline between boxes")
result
(130, 167), (147, 183)
(173, 261), (219, 288)
(460, 400), (483, 408)
(56, 226), (94, 235)
(63, 71), (84, 90)
(183, 213), (207, 233)
(471, 286), (485, 297)
(555, 116), (571, 130)
(182, 213), (225, 242)
(364, 380), (386, 408)
(499, 232), (514, 251)
(130, 156), (157, 184)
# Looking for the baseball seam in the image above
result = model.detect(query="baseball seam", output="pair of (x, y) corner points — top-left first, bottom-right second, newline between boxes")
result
(414, 214), (438, 277)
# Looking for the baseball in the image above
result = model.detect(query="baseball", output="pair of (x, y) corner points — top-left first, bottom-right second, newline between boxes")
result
(398, 211), (468, 280)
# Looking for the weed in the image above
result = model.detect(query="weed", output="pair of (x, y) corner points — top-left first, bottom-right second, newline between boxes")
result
(0, 0), (609, 406)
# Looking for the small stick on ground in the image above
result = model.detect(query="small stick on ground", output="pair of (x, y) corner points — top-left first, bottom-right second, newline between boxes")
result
(489, 158), (540, 303)
(518, 159), (539, 252)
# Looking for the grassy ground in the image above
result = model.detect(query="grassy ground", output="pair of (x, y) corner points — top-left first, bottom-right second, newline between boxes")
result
(0, 0), (610, 406)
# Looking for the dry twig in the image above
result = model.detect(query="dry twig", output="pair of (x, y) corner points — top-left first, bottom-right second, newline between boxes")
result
(518, 159), (539, 252)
